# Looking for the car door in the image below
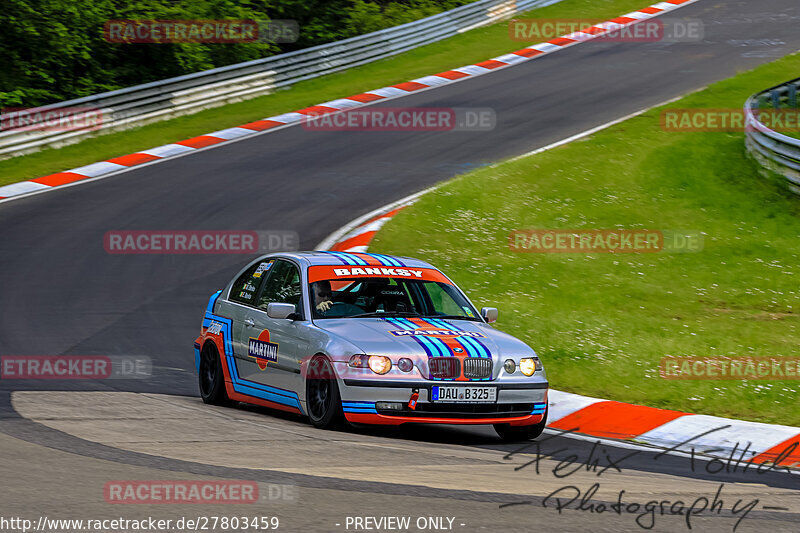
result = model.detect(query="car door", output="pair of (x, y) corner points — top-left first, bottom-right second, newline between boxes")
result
(235, 258), (309, 396)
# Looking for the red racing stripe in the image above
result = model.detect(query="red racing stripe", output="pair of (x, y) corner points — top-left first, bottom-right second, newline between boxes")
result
(359, 206), (408, 228)
(176, 136), (225, 149)
(549, 401), (686, 440)
(344, 412), (543, 426)
(474, 59), (507, 70)
(513, 49), (544, 58)
(434, 70), (470, 80)
(297, 105), (338, 115)
(107, 153), (160, 166)
(548, 37), (577, 47)
(750, 434), (800, 467)
(239, 119), (284, 131)
(392, 81), (429, 92)
(330, 231), (376, 252)
(581, 26), (609, 35)
(32, 172), (89, 186)
(347, 93), (385, 103)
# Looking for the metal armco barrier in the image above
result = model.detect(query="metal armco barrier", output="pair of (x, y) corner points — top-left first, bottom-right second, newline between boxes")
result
(0, 0), (560, 159)
(744, 77), (800, 195)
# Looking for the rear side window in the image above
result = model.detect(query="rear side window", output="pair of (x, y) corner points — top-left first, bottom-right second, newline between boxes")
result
(229, 260), (274, 305)
(258, 259), (302, 310)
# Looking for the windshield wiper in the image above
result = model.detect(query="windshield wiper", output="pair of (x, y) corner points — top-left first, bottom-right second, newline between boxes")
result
(421, 314), (480, 321)
(350, 311), (422, 318)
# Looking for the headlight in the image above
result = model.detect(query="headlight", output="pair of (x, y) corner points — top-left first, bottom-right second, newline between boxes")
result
(503, 359), (516, 374)
(520, 358), (537, 376)
(348, 355), (393, 375)
(368, 355), (392, 375)
(347, 355), (392, 374)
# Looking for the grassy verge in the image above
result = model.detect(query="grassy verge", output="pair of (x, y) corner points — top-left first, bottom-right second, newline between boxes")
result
(372, 52), (800, 426)
(0, 0), (652, 187)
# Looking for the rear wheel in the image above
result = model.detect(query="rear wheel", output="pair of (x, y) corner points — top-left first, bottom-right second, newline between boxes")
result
(494, 408), (547, 442)
(306, 355), (344, 429)
(199, 342), (233, 406)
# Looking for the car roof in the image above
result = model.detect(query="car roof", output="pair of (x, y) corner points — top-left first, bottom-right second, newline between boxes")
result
(281, 251), (438, 270)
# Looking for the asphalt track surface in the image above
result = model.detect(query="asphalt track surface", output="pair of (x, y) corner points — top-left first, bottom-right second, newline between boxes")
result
(1, 0), (800, 531)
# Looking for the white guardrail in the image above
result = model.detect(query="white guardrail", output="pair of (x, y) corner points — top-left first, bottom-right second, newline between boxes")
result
(0, 0), (560, 159)
(745, 77), (800, 195)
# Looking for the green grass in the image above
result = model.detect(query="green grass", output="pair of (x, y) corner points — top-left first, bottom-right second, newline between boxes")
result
(371, 52), (800, 426)
(0, 0), (652, 187)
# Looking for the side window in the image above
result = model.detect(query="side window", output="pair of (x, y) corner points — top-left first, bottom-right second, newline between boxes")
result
(258, 259), (302, 311)
(229, 260), (274, 306)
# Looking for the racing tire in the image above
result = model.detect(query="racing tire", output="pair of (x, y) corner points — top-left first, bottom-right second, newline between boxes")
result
(494, 408), (548, 442)
(306, 355), (344, 429)
(199, 342), (234, 406)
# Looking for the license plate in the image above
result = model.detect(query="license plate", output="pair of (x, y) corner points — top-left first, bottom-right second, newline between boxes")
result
(431, 386), (496, 403)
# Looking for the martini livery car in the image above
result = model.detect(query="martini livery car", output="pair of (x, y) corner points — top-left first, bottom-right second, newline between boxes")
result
(194, 252), (549, 440)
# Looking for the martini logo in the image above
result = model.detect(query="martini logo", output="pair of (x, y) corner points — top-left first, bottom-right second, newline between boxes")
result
(390, 329), (485, 338)
(248, 330), (279, 370)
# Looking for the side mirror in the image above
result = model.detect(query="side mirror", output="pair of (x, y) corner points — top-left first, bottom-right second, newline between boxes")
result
(267, 302), (296, 320)
(481, 307), (498, 323)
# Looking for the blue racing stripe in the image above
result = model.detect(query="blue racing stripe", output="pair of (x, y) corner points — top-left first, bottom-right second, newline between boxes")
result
(368, 253), (403, 267)
(425, 317), (461, 330)
(318, 251), (348, 264)
(206, 290), (222, 313)
(328, 251), (359, 265)
(460, 335), (490, 358)
(341, 252), (369, 265)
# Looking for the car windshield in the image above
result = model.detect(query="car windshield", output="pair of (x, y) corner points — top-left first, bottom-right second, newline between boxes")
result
(309, 277), (480, 320)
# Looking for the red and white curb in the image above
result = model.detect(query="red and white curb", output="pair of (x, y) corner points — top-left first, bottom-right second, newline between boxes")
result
(317, 191), (800, 472)
(0, 0), (701, 203)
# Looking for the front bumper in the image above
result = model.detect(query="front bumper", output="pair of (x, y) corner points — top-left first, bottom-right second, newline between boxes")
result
(338, 377), (548, 426)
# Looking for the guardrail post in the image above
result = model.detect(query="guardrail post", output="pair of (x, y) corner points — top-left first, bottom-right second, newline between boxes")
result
(771, 89), (781, 109)
(788, 84), (797, 108)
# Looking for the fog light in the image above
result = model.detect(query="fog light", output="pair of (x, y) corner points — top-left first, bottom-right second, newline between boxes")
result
(397, 358), (413, 372)
(520, 358), (536, 376)
(376, 402), (404, 410)
(504, 359), (516, 374)
(368, 355), (392, 375)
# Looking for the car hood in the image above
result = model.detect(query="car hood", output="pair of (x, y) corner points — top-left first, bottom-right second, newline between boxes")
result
(314, 317), (535, 359)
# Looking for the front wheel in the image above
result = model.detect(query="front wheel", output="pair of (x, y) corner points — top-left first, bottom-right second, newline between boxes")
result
(199, 342), (233, 406)
(494, 408), (547, 442)
(306, 355), (344, 429)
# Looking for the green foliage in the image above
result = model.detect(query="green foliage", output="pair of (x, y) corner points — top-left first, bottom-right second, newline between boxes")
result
(0, 0), (472, 106)
(372, 53), (800, 425)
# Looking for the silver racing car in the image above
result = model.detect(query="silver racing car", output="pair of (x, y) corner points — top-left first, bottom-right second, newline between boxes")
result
(194, 251), (549, 441)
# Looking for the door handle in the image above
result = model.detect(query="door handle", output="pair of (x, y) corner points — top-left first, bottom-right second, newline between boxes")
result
(244, 318), (255, 327)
